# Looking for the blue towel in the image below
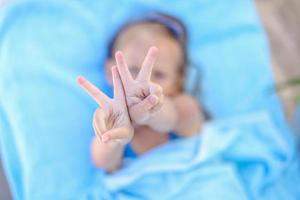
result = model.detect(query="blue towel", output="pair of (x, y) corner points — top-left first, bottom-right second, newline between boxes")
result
(103, 112), (300, 200)
(0, 0), (299, 199)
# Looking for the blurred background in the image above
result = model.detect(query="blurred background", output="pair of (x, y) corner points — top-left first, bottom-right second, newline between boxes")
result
(0, 0), (299, 199)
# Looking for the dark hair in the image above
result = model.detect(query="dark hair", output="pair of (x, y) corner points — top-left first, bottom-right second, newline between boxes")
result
(106, 12), (189, 77)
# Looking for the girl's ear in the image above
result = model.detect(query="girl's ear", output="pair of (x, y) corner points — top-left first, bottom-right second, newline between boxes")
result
(105, 59), (115, 84)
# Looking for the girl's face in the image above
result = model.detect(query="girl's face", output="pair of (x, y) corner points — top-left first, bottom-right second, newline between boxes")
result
(106, 24), (184, 96)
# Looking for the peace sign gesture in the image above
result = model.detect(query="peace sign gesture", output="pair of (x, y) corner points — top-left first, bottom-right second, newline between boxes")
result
(115, 46), (164, 125)
(77, 66), (133, 145)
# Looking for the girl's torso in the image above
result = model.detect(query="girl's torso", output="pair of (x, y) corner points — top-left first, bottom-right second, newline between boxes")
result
(124, 126), (179, 158)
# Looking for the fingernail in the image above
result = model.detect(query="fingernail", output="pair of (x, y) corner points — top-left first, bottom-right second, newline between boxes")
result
(101, 134), (110, 143)
(77, 76), (84, 84)
(149, 95), (158, 104)
(115, 51), (122, 59)
(150, 46), (159, 54)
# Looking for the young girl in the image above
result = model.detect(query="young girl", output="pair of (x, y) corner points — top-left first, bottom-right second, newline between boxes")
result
(77, 13), (203, 172)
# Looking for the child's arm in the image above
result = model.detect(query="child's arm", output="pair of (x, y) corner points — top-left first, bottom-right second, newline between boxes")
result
(77, 67), (133, 172)
(91, 137), (124, 172)
(145, 94), (203, 136)
(172, 94), (203, 136)
(90, 108), (133, 172)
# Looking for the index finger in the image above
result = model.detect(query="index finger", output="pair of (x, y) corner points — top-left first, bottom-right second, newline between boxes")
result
(111, 66), (126, 105)
(137, 46), (159, 81)
(115, 51), (133, 86)
(77, 76), (110, 106)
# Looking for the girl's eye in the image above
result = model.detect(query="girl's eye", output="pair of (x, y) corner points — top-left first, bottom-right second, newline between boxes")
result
(153, 71), (166, 80)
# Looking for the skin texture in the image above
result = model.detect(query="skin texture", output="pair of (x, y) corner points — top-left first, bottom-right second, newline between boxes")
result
(78, 23), (203, 172)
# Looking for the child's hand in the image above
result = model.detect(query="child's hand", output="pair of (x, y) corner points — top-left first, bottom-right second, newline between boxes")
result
(77, 66), (133, 145)
(115, 47), (164, 125)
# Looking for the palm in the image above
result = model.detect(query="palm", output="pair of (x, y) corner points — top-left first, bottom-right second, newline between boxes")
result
(115, 47), (163, 124)
(77, 67), (133, 144)
(125, 81), (153, 105)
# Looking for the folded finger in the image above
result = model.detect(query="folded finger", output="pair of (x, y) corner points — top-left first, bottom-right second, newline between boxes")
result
(149, 83), (163, 99)
(101, 127), (133, 143)
(93, 108), (106, 138)
(130, 94), (159, 123)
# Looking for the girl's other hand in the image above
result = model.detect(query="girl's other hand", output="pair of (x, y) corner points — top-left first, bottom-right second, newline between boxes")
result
(77, 66), (133, 145)
(115, 46), (164, 125)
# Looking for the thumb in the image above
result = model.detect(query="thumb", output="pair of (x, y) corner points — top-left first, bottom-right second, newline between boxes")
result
(101, 127), (133, 144)
(130, 94), (159, 124)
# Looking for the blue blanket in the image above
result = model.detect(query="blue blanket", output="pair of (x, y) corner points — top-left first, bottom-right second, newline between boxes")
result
(0, 0), (299, 199)
(102, 112), (299, 200)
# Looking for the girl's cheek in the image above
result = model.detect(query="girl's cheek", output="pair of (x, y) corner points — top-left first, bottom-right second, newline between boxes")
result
(151, 77), (163, 85)
(161, 82), (176, 96)
(152, 76), (179, 96)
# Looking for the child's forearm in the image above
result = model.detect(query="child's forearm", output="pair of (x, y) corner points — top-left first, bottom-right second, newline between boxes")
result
(91, 137), (125, 172)
(172, 94), (202, 136)
(147, 94), (202, 136)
